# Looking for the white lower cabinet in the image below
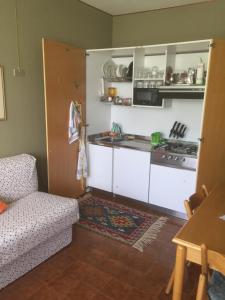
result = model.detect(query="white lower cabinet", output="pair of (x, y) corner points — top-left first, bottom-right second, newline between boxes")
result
(87, 144), (113, 192)
(113, 148), (151, 202)
(149, 164), (196, 213)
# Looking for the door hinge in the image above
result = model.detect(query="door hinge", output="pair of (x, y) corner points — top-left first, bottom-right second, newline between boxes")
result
(198, 137), (205, 143)
(85, 53), (90, 56)
(210, 42), (216, 48)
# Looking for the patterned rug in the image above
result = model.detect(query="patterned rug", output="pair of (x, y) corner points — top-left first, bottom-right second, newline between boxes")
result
(78, 194), (168, 252)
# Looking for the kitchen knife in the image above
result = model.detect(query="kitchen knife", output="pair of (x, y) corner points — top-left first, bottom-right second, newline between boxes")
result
(177, 124), (185, 139)
(173, 122), (181, 138)
(169, 121), (177, 138)
(180, 126), (187, 138)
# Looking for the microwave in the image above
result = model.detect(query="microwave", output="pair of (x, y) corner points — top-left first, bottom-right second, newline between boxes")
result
(133, 88), (164, 107)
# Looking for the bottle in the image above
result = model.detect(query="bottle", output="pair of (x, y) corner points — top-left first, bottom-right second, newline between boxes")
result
(196, 58), (205, 85)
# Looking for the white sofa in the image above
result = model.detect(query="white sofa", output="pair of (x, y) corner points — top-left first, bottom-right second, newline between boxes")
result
(0, 154), (79, 289)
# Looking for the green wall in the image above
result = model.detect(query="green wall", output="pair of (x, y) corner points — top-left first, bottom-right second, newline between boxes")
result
(113, 0), (225, 46)
(0, 0), (112, 190)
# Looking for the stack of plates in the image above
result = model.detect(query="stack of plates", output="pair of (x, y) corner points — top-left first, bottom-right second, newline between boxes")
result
(102, 60), (131, 80)
(116, 64), (128, 78)
(102, 60), (117, 79)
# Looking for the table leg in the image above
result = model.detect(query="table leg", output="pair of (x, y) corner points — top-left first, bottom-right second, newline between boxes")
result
(172, 245), (187, 300)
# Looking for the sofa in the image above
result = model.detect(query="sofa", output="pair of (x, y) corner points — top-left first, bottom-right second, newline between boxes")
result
(0, 154), (79, 289)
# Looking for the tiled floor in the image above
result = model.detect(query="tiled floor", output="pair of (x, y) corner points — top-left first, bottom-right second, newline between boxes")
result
(0, 190), (199, 299)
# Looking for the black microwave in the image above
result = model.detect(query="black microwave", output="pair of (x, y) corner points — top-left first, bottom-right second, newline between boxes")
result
(133, 88), (164, 107)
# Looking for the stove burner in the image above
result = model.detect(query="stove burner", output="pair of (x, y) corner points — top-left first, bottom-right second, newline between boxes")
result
(158, 142), (198, 156)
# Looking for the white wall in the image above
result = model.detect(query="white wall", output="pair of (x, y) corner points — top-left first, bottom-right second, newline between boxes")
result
(111, 99), (203, 142)
(86, 52), (112, 135)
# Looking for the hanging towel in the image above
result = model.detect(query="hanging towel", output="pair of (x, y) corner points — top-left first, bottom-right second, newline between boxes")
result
(68, 101), (81, 144)
(77, 126), (87, 180)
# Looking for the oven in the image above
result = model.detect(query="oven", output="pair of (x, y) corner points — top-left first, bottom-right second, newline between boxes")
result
(149, 143), (197, 217)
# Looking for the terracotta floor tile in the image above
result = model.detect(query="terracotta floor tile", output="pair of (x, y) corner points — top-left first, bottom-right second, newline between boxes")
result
(101, 277), (133, 300)
(66, 281), (96, 300)
(49, 269), (80, 297)
(29, 286), (68, 300)
(0, 271), (44, 300)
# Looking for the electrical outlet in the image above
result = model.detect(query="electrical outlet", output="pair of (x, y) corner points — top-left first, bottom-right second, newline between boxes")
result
(13, 67), (25, 77)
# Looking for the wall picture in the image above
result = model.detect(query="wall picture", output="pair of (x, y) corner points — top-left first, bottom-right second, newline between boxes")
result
(0, 66), (6, 120)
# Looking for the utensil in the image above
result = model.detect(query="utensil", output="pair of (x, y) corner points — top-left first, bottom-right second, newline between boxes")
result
(181, 126), (187, 138)
(177, 124), (185, 139)
(173, 122), (181, 138)
(169, 121), (177, 138)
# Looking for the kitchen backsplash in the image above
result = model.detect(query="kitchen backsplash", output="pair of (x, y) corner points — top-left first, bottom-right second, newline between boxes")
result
(111, 99), (203, 142)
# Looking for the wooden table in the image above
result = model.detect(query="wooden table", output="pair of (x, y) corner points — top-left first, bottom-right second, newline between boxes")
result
(172, 183), (225, 300)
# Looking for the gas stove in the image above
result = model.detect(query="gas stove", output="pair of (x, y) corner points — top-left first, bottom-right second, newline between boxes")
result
(151, 141), (198, 171)
(157, 141), (198, 156)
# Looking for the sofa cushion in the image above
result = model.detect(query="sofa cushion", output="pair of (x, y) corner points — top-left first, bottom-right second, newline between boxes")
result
(0, 201), (7, 214)
(0, 154), (38, 203)
(0, 192), (79, 267)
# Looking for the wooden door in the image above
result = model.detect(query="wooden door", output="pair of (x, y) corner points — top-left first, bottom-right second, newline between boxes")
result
(42, 39), (85, 197)
(197, 39), (225, 192)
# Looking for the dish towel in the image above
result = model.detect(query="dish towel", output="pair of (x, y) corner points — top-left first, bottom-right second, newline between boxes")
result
(68, 101), (81, 144)
(77, 126), (87, 180)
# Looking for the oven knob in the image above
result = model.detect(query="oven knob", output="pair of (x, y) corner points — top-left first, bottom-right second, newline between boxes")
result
(181, 158), (186, 162)
(168, 155), (172, 160)
(162, 154), (166, 159)
(174, 156), (178, 161)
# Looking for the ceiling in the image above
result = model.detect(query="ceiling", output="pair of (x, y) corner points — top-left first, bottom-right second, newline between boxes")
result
(79, 0), (211, 16)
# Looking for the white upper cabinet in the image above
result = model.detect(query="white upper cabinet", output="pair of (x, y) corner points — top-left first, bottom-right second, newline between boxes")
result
(86, 40), (211, 110)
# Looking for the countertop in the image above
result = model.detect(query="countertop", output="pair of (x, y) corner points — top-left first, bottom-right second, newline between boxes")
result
(88, 132), (155, 153)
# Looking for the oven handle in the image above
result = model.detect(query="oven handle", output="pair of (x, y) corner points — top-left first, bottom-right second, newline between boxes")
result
(150, 162), (196, 172)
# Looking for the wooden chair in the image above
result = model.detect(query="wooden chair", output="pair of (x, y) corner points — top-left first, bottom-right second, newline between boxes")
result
(184, 184), (209, 219)
(196, 244), (225, 300)
(165, 184), (209, 295)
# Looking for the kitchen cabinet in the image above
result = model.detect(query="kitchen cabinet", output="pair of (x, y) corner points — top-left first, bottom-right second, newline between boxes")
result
(113, 148), (151, 202)
(87, 144), (113, 192)
(43, 38), (225, 200)
(86, 39), (225, 193)
(149, 164), (196, 214)
(87, 41), (209, 111)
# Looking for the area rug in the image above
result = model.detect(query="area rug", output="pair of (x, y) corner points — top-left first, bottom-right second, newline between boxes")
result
(78, 194), (168, 252)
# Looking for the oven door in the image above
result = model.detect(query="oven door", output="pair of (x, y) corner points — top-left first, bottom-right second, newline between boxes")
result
(149, 164), (196, 215)
(133, 88), (163, 107)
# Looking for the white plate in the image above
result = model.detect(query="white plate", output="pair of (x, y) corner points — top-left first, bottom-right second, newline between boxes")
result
(102, 59), (116, 78)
